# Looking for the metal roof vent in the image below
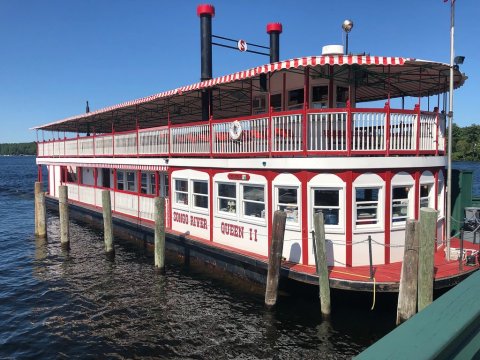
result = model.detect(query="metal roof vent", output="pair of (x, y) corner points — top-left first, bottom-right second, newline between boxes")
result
(322, 45), (344, 55)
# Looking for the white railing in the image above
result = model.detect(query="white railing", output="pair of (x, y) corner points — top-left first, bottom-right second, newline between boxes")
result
(212, 117), (269, 154)
(65, 139), (77, 156)
(272, 113), (303, 152)
(114, 133), (137, 155)
(94, 135), (113, 156)
(170, 124), (210, 154)
(66, 183), (79, 201)
(308, 112), (347, 151)
(114, 191), (138, 217)
(419, 113), (437, 151)
(352, 111), (386, 151)
(139, 196), (155, 221)
(139, 127), (169, 155)
(78, 185), (95, 205)
(78, 138), (94, 156)
(438, 114), (446, 152)
(389, 112), (417, 151)
(38, 108), (443, 157)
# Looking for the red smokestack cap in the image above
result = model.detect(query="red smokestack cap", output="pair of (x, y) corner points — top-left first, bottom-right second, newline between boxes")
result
(267, 22), (282, 34)
(197, 4), (215, 17)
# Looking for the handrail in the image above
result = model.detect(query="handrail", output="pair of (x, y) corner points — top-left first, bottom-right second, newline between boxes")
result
(36, 106), (444, 159)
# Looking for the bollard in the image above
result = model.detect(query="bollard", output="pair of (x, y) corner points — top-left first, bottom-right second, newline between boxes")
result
(34, 181), (47, 238)
(396, 219), (419, 325)
(314, 211), (331, 317)
(59, 185), (70, 247)
(154, 197), (166, 271)
(102, 190), (114, 254)
(265, 210), (287, 307)
(418, 208), (438, 311)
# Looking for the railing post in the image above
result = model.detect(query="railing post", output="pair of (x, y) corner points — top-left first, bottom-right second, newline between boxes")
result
(385, 101), (391, 156)
(76, 132), (79, 157)
(346, 100), (352, 156)
(136, 115), (140, 157)
(167, 112), (171, 159)
(209, 115), (213, 158)
(268, 108), (273, 157)
(112, 122), (115, 158)
(435, 111), (439, 156)
(415, 104), (421, 156)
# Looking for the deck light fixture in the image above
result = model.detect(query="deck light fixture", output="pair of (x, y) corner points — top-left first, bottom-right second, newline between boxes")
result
(342, 19), (354, 55)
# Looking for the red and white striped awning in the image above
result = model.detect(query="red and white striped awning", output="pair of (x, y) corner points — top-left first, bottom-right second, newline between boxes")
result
(38, 161), (168, 172)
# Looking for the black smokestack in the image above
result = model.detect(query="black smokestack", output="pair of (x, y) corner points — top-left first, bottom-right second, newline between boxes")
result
(267, 23), (282, 63)
(197, 4), (215, 120)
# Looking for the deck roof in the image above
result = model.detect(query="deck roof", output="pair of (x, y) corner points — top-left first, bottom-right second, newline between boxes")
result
(32, 54), (466, 133)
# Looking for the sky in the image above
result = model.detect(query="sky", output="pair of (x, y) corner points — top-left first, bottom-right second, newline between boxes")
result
(0, 0), (478, 143)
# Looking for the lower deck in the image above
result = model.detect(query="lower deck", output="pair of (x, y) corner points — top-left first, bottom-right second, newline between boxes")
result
(46, 195), (479, 292)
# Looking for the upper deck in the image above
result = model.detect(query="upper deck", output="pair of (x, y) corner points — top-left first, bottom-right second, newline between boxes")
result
(37, 104), (444, 159)
(34, 54), (464, 160)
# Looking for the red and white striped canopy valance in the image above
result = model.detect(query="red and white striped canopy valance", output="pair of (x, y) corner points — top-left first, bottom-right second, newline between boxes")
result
(39, 161), (168, 172)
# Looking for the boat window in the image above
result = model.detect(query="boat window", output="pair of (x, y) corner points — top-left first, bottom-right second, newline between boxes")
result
(392, 186), (411, 224)
(117, 170), (125, 190)
(312, 86), (328, 109)
(276, 186), (299, 224)
(288, 88), (304, 110)
(141, 171), (156, 195)
(420, 184), (433, 209)
(65, 166), (78, 183)
(162, 173), (169, 197)
(175, 179), (188, 205)
(271, 93), (282, 112)
(355, 188), (380, 226)
(242, 185), (265, 219)
(218, 183), (236, 214)
(192, 180), (208, 209)
(313, 189), (340, 225)
(126, 171), (136, 192)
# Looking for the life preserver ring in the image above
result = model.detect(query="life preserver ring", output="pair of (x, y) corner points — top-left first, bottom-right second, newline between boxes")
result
(229, 120), (243, 140)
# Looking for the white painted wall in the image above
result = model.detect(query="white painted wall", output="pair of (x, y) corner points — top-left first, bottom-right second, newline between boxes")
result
(212, 172), (268, 256)
(171, 169), (210, 240)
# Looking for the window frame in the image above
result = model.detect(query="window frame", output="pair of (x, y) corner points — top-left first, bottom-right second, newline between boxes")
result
(174, 178), (189, 207)
(242, 184), (266, 220)
(311, 187), (343, 231)
(391, 185), (412, 226)
(275, 185), (300, 228)
(419, 183), (434, 210)
(217, 182), (237, 216)
(192, 180), (209, 211)
(354, 186), (383, 229)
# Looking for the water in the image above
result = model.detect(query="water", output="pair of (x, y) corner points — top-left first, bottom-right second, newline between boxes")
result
(3, 157), (477, 359)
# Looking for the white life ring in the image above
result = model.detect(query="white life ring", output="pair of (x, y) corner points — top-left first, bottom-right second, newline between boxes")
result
(229, 120), (243, 140)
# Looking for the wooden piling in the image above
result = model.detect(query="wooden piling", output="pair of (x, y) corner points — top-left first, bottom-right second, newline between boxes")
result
(154, 196), (166, 271)
(34, 181), (47, 238)
(265, 210), (287, 307)
(418, 208), (438, 312)
(59, 185), (69, 247)
(314, 211), (331, 317)
(396, 219), (419, 325)
(102, 190), (114, 254)
(459, 229), (464, 272)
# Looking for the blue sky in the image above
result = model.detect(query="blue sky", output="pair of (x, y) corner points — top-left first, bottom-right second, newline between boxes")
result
(0, 0), (478, 142)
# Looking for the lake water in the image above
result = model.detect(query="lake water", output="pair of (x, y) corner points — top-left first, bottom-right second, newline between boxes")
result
(1, 156), (477, 359)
